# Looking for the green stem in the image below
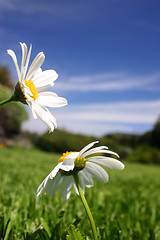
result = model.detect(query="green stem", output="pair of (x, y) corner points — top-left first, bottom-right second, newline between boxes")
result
(74, 174), (98, 240)
(0, 95), (17, 106)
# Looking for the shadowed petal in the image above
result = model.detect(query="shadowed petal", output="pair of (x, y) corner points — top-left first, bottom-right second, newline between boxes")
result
(45, 173), (63, 197)
(61, 158), (75, 172)
(78, 170), (93, 193)
(50, 162), (63, 179)
(36, 175), (50, 197)
(85, 162), (109, 183)
(61, 176), (73, 200)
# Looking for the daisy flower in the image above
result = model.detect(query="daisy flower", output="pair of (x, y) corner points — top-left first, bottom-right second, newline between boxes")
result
(7, 42), (67, 132)
(37, 141), (124, 200)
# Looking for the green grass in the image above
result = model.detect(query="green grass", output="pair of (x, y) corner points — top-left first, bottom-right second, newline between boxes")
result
(0, 147), (160, 239)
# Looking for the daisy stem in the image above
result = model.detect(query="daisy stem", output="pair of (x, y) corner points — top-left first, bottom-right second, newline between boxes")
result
(0, 95), (17, 106)
(74, 174), (98, 240)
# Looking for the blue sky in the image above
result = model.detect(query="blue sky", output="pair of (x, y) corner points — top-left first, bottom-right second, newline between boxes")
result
(0, 0), (160, 136)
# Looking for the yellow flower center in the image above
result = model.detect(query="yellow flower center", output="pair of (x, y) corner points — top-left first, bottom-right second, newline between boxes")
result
(25, 80), (38, 101)
(58, 151), (74, 163)
(58, 151), (87, 175)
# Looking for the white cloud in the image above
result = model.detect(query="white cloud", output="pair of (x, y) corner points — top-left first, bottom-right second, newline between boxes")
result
(0, 0), (92, 17)
(22, 99), (160, 136)
(0, 0), (15, 10)
(55, 100), (160, 124)
(136, 20), (160, 33)
(55, 72), (160, 92)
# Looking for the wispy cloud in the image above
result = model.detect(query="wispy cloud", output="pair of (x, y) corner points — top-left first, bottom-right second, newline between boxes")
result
(55, 100), (160, 124)
(136, 20), (160, 33)
(0, 0), (16, 11)
(23, 99), (160, 136)
(55, 72), (160, 92)
(0, 0), (92, 17)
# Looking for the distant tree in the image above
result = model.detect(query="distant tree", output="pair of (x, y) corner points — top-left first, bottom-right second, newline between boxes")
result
(35, 129), (95, 153)
(153, 116), (160, 132)
(0, 84), (28, 137)
(0, 65), (13, 89)
(126, 144), (160, 164)
(141, 117), (160, 148)
(103, 133), (140, 148)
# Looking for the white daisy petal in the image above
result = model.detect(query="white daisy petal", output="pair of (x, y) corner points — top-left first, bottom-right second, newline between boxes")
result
(27, 101), (37, 119)
(36, 92), (67, 108)
(38, 92), (58, 97)
(60, 158), (75, 172)
(87, 156), (125, 170)
(23, 84), (34, 98)
(45, 172), (63, 197)
(35, 80), (55, 91)
(61, 176), (73, 200)
(20, 42), (27, 73)
(19, 43), (28, 83)
(49, 162), (63, 179)
(7, 49), (20, 80)
(36, 175), (50, 197)
(82, 148), (119, 158)
(26, 52), (45, 80)
(31, 102), (57, 132)
(78, 141), (99, 157)
(73, 181), (79, 195)
(22, 44), (32, 83)
(85, 162), (109, 183)
(79, 169), (93, 187)
(78, 170), (93, 193)
(66, 152), (79, 160)
(36, 162), (63, 197)
(33, 70), (58, 86)
(81, 146), (108, 158)
(36, 84), (55, 93)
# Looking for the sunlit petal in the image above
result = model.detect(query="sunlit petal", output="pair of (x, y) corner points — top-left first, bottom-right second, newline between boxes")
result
(87, 156), (124, 170)
(8, 43), (67, 132)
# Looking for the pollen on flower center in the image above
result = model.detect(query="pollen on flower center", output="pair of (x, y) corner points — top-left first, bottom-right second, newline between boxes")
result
(74, 156), (87, 168)
(25, 80), (38, 101)
(58, 151), (74, 163)
(59, 152), (87, 176)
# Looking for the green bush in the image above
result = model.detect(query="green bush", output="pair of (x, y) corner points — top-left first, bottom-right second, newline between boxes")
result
(100, 136), (133, 159)
(126, 144), (160, 164)
(141, 118), (160, 148)
(0, 65), (13, 89)
(34, 129), (133, 159)
(35, 129), (96, 153)
(0, 84), (28, 137)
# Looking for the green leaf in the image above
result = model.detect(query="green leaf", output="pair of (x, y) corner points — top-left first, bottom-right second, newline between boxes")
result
(0, 215), (12, 240)
(66, 225), (85, 240)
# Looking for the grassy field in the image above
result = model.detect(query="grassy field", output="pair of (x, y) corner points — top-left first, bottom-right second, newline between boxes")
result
(0, 147), (160, 239)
